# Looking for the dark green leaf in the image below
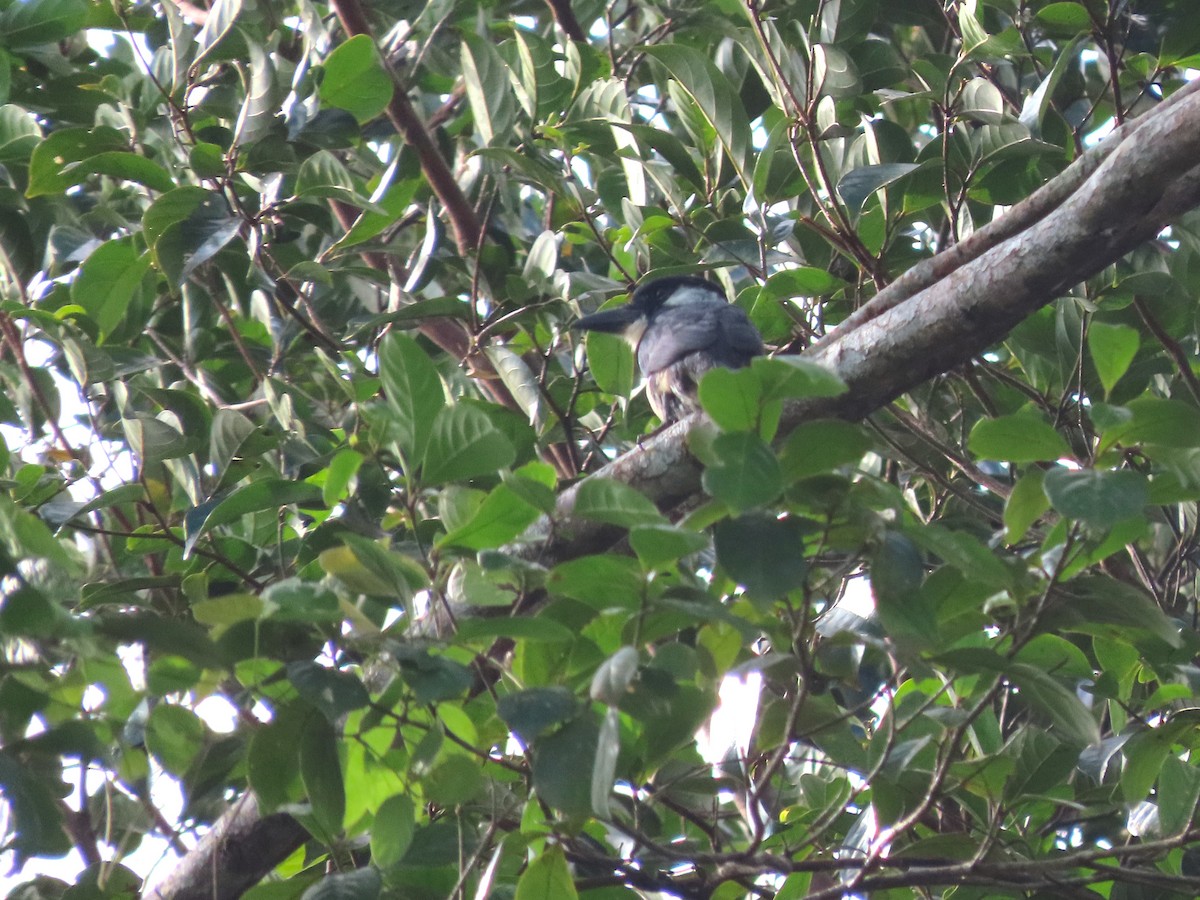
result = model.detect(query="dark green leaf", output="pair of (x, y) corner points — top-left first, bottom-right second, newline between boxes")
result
(1043, 467), (1148, 527)
(497, 687), (578, 744)
(299, 867), (381, 900)
(531, 714), (598, 819)
(837, 163), (922, 213)
(299, 713), (345, 841)
(287, 662), (370, 720)
(714, 513), (807, 600)
(643, 45), (751, 179)
(183, 480), (323, 558)
(1124, 397), (1200, 447)
(1007, 662), (1100, 746)
(702, 432), (782, 511)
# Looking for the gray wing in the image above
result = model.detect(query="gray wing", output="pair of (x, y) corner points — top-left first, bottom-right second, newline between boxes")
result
(637, 301), (763, 375)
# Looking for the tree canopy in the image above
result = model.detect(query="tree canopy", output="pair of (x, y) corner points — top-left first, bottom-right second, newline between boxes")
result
(3, 0), (1200, 898)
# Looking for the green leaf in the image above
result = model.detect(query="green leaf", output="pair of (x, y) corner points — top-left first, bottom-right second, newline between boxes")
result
(295, 150), (360, 203)
(1051, 575), (1181, 649)
(146, 656), (201, 695)
(836, 163), (922, 213)
(589, 646), (639, 704)
(319, 34), (393, 123)
(583, 330), (635, 399)
(629, 523), (708, 570)
(329, 176), (420, 255)
(702, 432), (782, 511)
(574, 477), (665, 529)
(461, 34), (518, 145)
(398, 652), (473, 703)
(145, 704), (205, 776)
(143, 187), (222, 247)
(1035, 2), (1092, 33)
(377, 331), (444, 463)
(1006, 662), (1100, 746)
(371, 794), (415, 868)
(1004, 469), (1049, 543)
(0, 752), (71, 859)
(713, 513), (807, 601)
(1088, 322), (1139, 395)
(319, 535), (425, 599)
(752, 356), (847, 401)
(0, 104), (41, 162)
(547, 555), (644, 609)
(194, 0), (242, 65)
(321, 449), (363, 507)
(27, 126), (124, 196)
(762, 267), (842, 298)
(779, 420), (871, 480)
(515, 846), (578, 900)
(299, 712), (345, 841)
(591, 707), (620, 817)
(183, 480), (323, 558)
(247, 704), (303, 811)
(300, 867), (381, 900)
(531, 714), (598, 818)
(422, 404), (516, 485)
(969, 409), (1070, 462)
(870, 531), (934, 646)
(446, 560), (516, 608)
(154, 214), (242, 284)
(1158, 756), (1200, 834)
(1019, 34), (1086, 135)
(438, 481), (540, 550)
(0, 0), (87, 48)
(1124, 397), (1200, 447)
(698, 367), (761, 432)
(642, 45), (752, 181)
(71, 237), (152, 339)
(497, 688), (578, 744)
(287, 662), (370, 720)
(1043, 467), (1148, 527)
(189, 141), (225, 178)
(425, 755), (485, 805)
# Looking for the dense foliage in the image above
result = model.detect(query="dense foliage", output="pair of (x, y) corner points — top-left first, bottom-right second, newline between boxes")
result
(1, 0), (1200, 897)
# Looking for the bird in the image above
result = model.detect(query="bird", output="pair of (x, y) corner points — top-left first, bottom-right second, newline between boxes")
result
(574, 275), (764, 424)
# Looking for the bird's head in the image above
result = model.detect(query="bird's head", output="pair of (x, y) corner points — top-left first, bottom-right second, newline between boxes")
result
(573, 276), (726, 348)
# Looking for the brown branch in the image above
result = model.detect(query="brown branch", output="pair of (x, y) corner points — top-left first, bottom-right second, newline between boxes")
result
(141, 796), (309, 900)
(1133, 295), (1200, 405)
(543, 0), (587, 41)
(330, 0), (483, 257)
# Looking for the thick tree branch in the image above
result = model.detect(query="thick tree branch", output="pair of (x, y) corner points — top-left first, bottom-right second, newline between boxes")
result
(142, 798), (308, 900)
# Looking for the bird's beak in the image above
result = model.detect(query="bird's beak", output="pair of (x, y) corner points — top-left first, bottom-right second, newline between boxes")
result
(573, 305), (642, 335)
